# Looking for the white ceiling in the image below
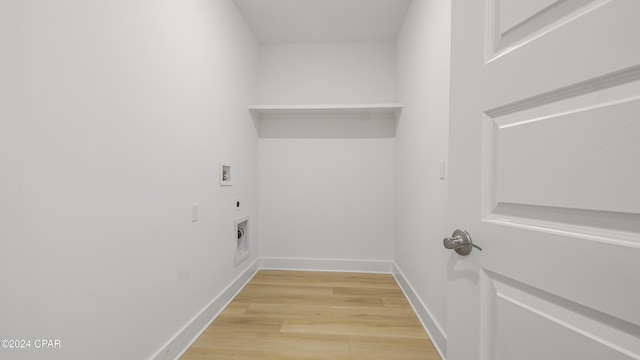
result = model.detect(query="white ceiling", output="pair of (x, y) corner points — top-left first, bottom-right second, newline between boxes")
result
(233, 0), (413, 44)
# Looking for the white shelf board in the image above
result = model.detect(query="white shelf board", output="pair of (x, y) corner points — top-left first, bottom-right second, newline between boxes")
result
(248, 103), (403, 120)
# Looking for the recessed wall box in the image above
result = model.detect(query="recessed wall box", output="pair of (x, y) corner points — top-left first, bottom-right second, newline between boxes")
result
(234, 216), (249, 266)
(220, 161), (232, 186)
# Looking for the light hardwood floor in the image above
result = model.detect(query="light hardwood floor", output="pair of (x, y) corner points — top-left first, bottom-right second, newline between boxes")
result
(180, 270), (441, 360)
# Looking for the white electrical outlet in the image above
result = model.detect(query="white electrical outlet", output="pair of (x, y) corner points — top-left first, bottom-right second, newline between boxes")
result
(191, 203), (198, 222)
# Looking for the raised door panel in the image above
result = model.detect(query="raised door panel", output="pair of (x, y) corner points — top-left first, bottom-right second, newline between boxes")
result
(484, 73), (640, 237)
(480, 271), (639, 360)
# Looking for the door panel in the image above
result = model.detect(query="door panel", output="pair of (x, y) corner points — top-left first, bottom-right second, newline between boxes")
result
(497, 0), (557, 36)
(490, 0), (611, 58)
(486, 0), (640, 110)
(481, 270), (639, 360)
(448, 0), (640, 359)
(487, 76), (640, 217)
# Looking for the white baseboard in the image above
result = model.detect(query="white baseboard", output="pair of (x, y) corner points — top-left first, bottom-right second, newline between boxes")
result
(151, 258), (260, 360)
(260, 257), (393, 273)
(392, 263), (447, 360)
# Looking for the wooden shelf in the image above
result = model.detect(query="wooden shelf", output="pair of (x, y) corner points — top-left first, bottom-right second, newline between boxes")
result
(248, 103), (403, 120)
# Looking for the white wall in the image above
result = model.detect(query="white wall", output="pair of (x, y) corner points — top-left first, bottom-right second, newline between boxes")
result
(259, 42), (396, 105)
(258, 42), (396, 265)
(0, 1), (258, 359)
(260, 139), (394, 262)
(395, 0), (452, 350)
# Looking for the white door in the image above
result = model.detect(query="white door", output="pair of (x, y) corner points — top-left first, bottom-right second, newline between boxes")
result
(447, 1), (640, 359)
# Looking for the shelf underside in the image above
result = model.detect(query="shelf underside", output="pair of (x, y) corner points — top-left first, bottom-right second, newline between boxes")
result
(248, 103), (403, 120)
(248, 104), (403, 138)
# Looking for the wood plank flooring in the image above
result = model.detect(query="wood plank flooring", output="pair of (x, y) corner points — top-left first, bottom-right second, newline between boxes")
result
(180, 270), (441, 360)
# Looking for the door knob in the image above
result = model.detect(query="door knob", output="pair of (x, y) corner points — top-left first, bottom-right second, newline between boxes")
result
(443, 229), (481, 256)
